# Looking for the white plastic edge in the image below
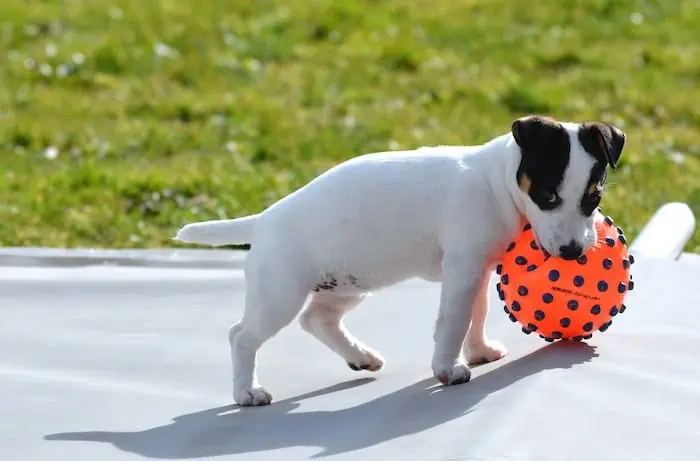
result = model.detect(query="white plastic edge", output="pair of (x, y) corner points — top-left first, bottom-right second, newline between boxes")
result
(628, 202), (696, 260)
(0, 247), (248, 269)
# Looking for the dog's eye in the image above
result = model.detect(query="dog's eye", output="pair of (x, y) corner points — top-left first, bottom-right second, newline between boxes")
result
(540, 191), (558, 204)
(586, 192), (602, 205)
(533, 190), (561, 210)
(581, 192), (602, 216)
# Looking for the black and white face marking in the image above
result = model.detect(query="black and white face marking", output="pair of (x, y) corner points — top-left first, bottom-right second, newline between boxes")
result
(511, 115), (626, 260)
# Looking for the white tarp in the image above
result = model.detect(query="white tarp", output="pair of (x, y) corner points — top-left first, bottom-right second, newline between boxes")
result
(2, 254), (700, 460)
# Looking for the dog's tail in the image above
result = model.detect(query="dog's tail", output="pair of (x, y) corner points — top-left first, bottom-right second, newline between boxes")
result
(173, 214), (259, 246)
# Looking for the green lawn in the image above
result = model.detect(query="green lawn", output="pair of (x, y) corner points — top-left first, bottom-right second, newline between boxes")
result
(1, 0), (699, 251)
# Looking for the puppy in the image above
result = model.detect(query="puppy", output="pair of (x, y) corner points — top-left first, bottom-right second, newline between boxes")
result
(175, 115), (626, 406)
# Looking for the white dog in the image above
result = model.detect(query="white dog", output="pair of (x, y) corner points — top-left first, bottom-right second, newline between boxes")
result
(175, 115), (626, 406)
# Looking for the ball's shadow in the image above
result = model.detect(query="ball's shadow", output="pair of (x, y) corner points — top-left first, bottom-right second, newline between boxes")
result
(45, 341), (598, 459)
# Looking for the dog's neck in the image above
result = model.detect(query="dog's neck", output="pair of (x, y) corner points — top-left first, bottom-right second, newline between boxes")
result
(476, 133), (528, 214)
(470, 133), (530, 236)
(501, 135), (529, 217)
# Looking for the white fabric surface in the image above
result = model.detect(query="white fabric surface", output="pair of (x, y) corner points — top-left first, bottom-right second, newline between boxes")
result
(2, 255), (700, 461)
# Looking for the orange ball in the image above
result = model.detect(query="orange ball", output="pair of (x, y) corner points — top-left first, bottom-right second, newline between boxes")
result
(496, 216), (635, 342)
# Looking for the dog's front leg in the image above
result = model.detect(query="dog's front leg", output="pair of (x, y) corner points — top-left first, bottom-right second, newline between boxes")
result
(431, 250), (486, 385)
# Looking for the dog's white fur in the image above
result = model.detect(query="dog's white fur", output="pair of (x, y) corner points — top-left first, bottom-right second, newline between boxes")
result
(175, 123), (601, 406)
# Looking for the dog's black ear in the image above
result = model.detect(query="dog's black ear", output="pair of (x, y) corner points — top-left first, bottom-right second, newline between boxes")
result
(511, 115), (562, 149)
(578, 122), (626, 170)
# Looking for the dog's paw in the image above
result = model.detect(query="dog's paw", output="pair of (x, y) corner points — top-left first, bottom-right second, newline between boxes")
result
(347, 347), (385, 372)
(466, 339), (507, 365)
(433, 362), (472, 386)
(234, 386), (273, 407)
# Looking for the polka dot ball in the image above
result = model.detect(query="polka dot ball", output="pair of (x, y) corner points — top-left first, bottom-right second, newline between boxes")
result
(497, 216), (634, 341)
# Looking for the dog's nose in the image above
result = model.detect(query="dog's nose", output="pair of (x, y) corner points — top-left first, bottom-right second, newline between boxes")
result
(559, 241), (583, 260)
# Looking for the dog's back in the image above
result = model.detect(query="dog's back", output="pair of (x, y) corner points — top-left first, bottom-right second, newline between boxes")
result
(253, 146), (490, 288)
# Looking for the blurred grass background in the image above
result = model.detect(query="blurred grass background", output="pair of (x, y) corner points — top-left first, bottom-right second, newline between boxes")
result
(0, 0), (698, 251)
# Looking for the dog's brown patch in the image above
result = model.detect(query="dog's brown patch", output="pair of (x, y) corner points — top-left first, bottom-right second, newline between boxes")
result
(518, 174), (532, 193)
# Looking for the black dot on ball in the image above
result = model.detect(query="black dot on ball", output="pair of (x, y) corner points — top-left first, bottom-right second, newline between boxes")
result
(573, 275), (584, 287)
(527, 323), (538, 332)
(567, 300), (579, 311)
(496, 264), (503, 275)
(618, 234), (627, 245)
(502, 274), (509, 285)
(616, 226), (624, 234)
(549, 270), (560, 282)
(619, 304), (627, 314)
(583, 334), (593, 340)
(560, 317), (571, 328)
(583, 322), (594, 332)
(534, 310), (545, 321)
(521, 327), (532, 335)
(628, 280), (635, 291)
(498, 289), (505, 301)
(604, 216), (614, 225)
(610, 306), (619, 316)
(515, 256), (527, 265)
(577, 254), (588, 265)
(599, 320), (612, 332)
(605, 237), (615, 247)
(517, 285), (528, 296)
(544, 337), (555, 343)
(573, 336), (584, 342)
(509, 313), (518, 322)
(629, 254), (635, 264)
(602, 258), (613, 270)
(622, 259), (630, 269)
(503, 305), (510, 314)
(530, 240), (539, 250)
(506, 242), (516, 252)
(598, 281), (608, 292)
(543, 249), (551, 259)
(542, 293), (554, 303)
(527, 264), (537, 272)
(511, 300), (521, 312)
(617, 282), (626, 294)
(551, 331), (563, 339)
(591, 304), (601, 315)
(524, 223), (532, 231)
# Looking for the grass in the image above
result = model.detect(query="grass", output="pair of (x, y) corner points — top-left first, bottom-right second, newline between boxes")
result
(0, 0), (699, 251)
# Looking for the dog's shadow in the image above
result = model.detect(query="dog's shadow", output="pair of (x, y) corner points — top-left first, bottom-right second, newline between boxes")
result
(44, 341), (598, 459)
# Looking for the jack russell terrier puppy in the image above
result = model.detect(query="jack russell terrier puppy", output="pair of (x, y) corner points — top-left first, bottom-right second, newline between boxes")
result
(175, 115), (626, 406)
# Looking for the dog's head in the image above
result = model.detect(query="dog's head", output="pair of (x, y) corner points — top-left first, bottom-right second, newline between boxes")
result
(511, 115), (626, 260)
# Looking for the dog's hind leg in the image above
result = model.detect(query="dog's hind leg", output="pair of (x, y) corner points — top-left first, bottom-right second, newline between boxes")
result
(229, 251), (310, 407)
(299, 292), (385, 372)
